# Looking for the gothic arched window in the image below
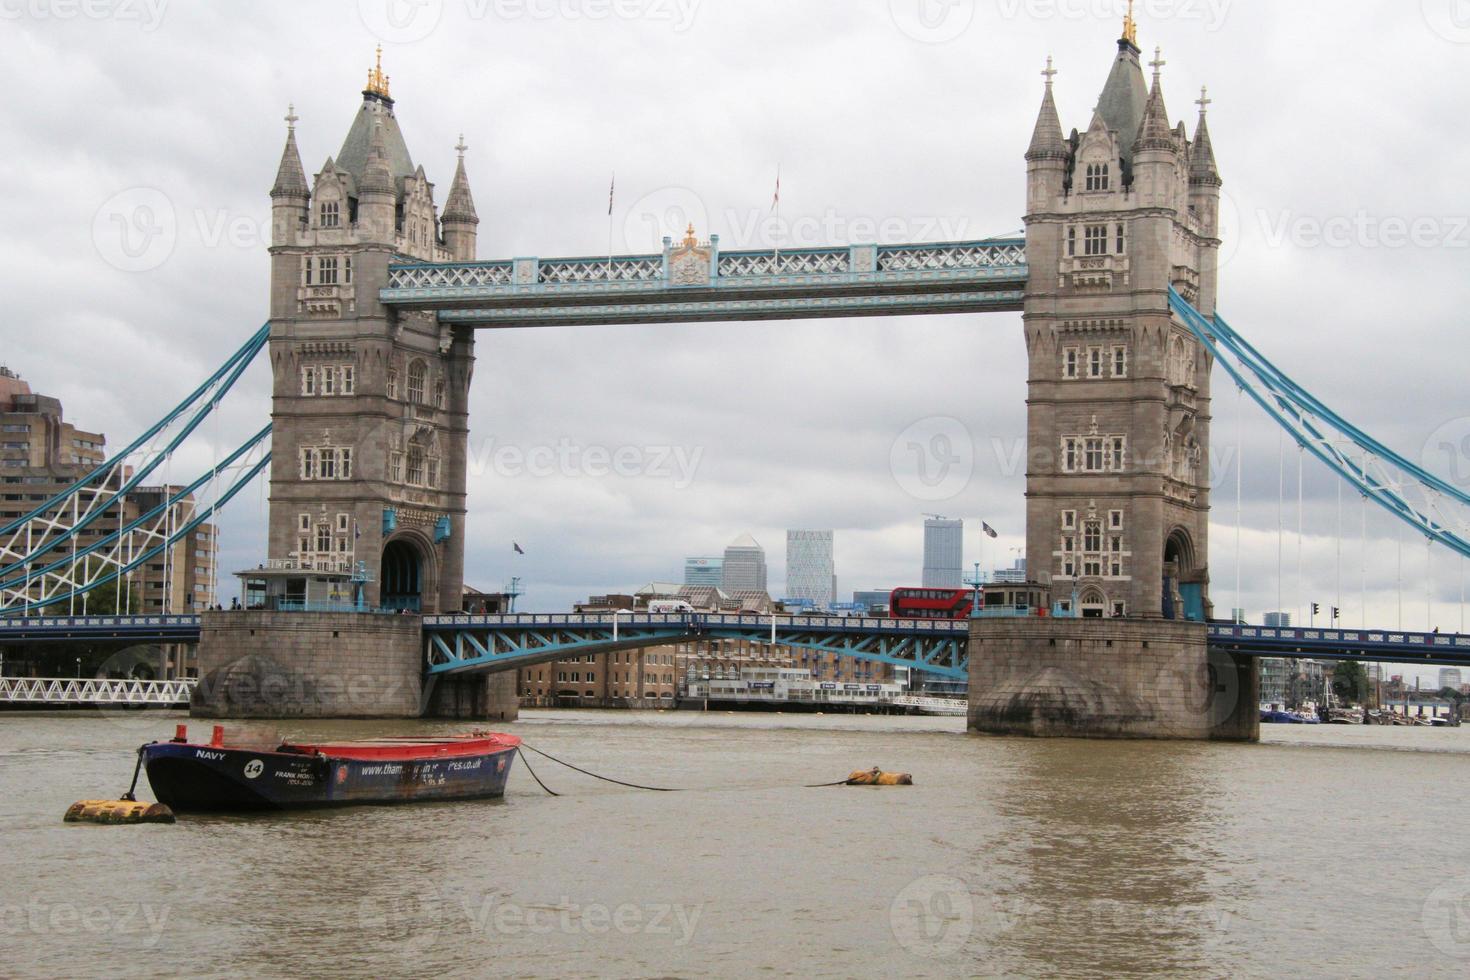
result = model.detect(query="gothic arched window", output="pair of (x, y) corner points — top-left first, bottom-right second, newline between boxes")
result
(407, 361), (426, 404)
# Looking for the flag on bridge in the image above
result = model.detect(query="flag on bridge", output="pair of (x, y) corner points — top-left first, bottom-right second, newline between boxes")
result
(513, 542), (525, 555)
(608, 173), (615, 216)
(983, 523), (998, 539)
(771, 164), (781, 212)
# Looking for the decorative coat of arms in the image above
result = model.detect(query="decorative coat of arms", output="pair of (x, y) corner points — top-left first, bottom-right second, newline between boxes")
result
(668, 224), (712, 287)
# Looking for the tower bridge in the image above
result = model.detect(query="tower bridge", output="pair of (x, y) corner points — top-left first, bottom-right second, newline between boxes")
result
(5, 20), (1469, 739)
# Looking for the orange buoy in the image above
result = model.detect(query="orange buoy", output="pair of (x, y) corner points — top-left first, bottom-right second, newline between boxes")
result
(846, 767), (913, 786)
(64, 800), (176, 825)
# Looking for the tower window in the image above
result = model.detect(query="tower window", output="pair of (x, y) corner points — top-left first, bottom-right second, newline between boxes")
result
(1112, 346), (1129, 378)
(341, 366), (354, 395)
(1111, 438), (1126, 471)
(1067, 227), (1076, 258)
(344, 257), (353, 284)
(1062, 510), (1076, 529)
(387, 369), (399, 400)
(301, 367), (316, 396)
(1063, 348), (1079, 379)
(1063, 438), (1079, 473)
(318, 257), (339, 286)
(1116, 223), (1126, 254)
(1085, 438), (1104, 472)
(302, 257), (313, 286)
(407, 448), (425, 486)
(407, 361), (426, 404)
(433, 380), (446, 410)
(1085, 163), (1110, 192)
(320, 201), (340, 228)
(1084, 225), (1108, 256)
(1088, 348), (1103, 378)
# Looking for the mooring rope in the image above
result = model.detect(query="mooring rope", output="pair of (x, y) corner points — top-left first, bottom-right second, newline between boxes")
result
(514, 747), (561, 797)
(119, 744), (146, 802)
(518, 741), (680, 793)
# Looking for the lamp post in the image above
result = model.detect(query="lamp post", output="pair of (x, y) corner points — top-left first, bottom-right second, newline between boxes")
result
(75, 657), (82, 679)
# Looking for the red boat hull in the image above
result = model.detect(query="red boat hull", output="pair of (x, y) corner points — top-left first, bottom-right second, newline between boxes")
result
(142, 733), (521, 812)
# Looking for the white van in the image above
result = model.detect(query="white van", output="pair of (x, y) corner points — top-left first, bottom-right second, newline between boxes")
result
(646, 599), (695, 614)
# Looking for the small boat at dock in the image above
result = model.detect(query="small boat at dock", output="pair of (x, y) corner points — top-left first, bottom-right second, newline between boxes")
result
(141, 725), (520, 812)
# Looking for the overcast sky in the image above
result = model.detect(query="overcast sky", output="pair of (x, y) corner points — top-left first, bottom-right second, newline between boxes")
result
(5, 1), (1470, 676)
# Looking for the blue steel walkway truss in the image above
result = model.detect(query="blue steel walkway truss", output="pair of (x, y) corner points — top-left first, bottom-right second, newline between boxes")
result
(422, 613), (973, 680)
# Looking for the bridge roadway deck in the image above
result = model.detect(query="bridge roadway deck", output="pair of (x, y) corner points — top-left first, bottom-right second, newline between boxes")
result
(377, 239), (1028, 327)
(3, 614), (1469, 674)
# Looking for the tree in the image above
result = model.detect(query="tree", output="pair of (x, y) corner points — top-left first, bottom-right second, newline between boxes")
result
(39, 575), (138, 617)
(1331, 661), (1370, 705)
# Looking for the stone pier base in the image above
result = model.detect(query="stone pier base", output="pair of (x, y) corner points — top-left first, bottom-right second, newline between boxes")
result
(967, 618), (1258, 741)
(191, 611), (517, 722)
(422, 671), (519, 722)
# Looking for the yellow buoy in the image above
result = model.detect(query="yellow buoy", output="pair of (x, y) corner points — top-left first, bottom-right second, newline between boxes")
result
(63, 800), (176, 825)
(846, 767), (913, 786)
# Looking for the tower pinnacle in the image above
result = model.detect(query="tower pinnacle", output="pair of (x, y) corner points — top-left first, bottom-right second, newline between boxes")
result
(365, 44), (391, 101)
(1122, 0), (1138, 47)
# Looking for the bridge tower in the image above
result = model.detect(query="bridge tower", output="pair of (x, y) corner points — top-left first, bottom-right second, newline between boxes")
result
(265, 50), (477, 614)
(970, 18), (1253, 741)
(1021, 20), (1221, 622)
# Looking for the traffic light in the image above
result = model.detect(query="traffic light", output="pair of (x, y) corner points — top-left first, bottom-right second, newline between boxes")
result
(1332, 607), (1341, 622)
(1312, 602), (1320, 616)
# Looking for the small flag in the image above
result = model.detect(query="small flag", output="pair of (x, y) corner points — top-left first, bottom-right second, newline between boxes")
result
(353, 520), (360, 540)
(983, 522), (998, 539)
(771, 165), (781, 212)
(513, 542), (525, 555)
(608, 173), (615, 216)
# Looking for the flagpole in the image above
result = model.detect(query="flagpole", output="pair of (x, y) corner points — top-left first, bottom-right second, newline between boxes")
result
(606, 171), (615, 280)
(771, 163), (781, 268)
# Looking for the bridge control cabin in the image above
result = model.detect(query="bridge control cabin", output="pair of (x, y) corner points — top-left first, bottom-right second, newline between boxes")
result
(234, 561), (370, 613)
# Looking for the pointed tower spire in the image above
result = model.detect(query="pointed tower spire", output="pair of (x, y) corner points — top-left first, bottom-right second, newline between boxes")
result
(1190, 87), (1222, 185)
(442, 135), (480, 261)
(1026, 57), (1067, 161)
(270, 103), (309, 199)
(359, 118), (395, 197)
(1133, 48), (1175, 152)
(443, 134), (478, 223)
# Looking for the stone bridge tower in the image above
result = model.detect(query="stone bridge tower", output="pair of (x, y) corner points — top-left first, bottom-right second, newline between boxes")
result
(1021, 18), (1221, 622)
(969, 19), (1253, 742)
(265, 51), (478, 614)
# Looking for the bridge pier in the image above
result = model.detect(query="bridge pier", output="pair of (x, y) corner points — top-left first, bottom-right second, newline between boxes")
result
(967, 619), (1258, 741)
(191, 612), (516, 722)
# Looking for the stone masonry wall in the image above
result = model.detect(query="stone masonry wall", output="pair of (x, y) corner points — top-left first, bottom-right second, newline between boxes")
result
(968, 618), (1258, 741)
(192, 610), (424, 718)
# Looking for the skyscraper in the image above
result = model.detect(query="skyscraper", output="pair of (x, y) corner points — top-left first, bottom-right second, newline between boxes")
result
(785, 530), (835, 611)
(922, 517), (963, 588)
(721, 534), (767, 592)
(683, 557), (723, 587)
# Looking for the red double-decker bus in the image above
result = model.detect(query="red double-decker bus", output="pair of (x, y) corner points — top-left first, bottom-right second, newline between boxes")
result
(888, 587), (975, 620)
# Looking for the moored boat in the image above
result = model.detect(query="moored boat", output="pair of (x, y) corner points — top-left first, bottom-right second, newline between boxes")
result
(142, 725), (520, 812)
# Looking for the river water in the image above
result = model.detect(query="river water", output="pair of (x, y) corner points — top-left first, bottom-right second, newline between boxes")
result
(3, 709), (1468, 979)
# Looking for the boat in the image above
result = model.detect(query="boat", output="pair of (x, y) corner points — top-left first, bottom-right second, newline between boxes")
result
(141, 725), (520, 812)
